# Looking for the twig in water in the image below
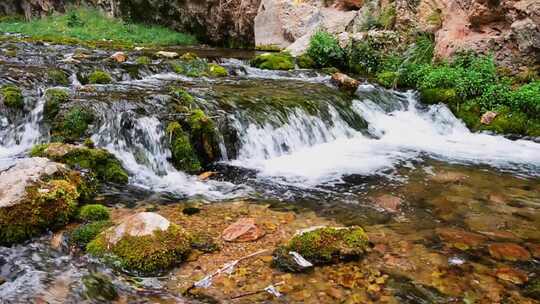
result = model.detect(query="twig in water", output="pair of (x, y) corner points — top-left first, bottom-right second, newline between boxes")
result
(229, 281), (285, 300)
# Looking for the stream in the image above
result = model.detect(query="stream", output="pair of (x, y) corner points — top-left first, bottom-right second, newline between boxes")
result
(1, 41), (539, 303)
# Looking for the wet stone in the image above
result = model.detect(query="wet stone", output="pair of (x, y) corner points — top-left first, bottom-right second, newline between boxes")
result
(488, 243), (531, 262)
(222, 218), (265, 242)
(371, 194), (402, 213)
(525, 243), (540, 259)
(495, 267), (528, 285)
(436, 228), (487, 250)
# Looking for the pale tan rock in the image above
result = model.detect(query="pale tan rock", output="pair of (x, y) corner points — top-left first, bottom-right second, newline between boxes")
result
(198, 171), (217, 181)
(481, 111), (498, 125)
(156, 51), (179, 59)
(104, 212), (171, 245)
(222, 218), (265, 242)
(372, 194), (402, 213)
(331, 72), (359, 93)
(110, 51), (127, 63)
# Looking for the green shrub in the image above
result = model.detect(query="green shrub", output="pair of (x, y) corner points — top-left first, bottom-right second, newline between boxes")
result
(1, 85), (24, 109)
(88, 70), (112, 84)
(307, 31), (345, 68)
(508, 81), (540, 117)
(79, 204), (110, 222)
(378, 6), (396, 29)
(345, 40), (380, 76)
(377, 71), (399, 88)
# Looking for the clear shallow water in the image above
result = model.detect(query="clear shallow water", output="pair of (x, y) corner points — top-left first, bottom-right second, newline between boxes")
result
(1, 42), (540, 303)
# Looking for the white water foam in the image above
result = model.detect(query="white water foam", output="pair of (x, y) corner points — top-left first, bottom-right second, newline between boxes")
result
(230, 90), (540, 187)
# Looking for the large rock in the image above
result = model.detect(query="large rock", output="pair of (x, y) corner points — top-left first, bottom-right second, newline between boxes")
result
(0, 158), (83, 244)
(87, 212), (192, 275)
(254, 0), (359, 53)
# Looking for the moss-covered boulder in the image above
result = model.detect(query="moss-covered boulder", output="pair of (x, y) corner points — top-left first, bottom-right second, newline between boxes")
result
(166, 122), (201, 173)
(0, 158), (86, 245)
(297, 54), (315, 69)
(1, 84), (24, 109)
(50, 106), (94, 143)
(43, 88), (70, 121)
(188, 109), (219, 164)
(88, 70), (113, 84)
(208, 63), (228, 77)
(30, 143), (128, 184)
(87, 212), (191, 275)
(171, 58), (209, 77)
(273, 227), (369, 272)
(420, 88), (458, 105)
(251, 52), (295, 70)
(79, 204), (110, 222)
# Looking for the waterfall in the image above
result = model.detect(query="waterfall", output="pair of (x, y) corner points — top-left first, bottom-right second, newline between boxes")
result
(227, 86), (540, 187)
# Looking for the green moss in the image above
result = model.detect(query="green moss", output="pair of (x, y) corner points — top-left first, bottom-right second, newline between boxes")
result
(377, 71), (399, 88)
(82, 273), (118, 302)
(32, 144), (129, 184)
(79, 204), (110, 222)
(167, 122), (201, 173)
(87, 224), (192, 275)
(52, 107), (94, 142)
(88, 70), (112, 84)
(480, 109), (529, 135)
(420, 88), (458, 105)
(170, 59), (208, 77)
(44, 88), (70, 121)
(251, 52), (295, 70)
(188, 109), (219, 162)
(255, 44), (283, 51)
(135, 56), (151, 65)
(297, 54), (315, 69)
(180, 52), (199, 61)
(207, 63), (228, 77)
(70, 220), (112, 248)
(272, 227), (369, 271)
(47, 69), (70, 85)
(1, 85), (24, 109)
(0, 177), (81, 245)
(170, 87), (195, 105)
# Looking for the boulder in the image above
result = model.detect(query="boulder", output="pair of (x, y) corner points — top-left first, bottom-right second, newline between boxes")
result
(495, 267), (528, 285)
(272, 227), (369, 272)
(87, 212), (192, 275)
(331, 72), (360, 93)
(156, 51), (179, 59)
(109, 51), (127, 63)
(0, 158), (83, 244)
(251, 52), (295, 70)
(222, 218), (265, 242)
(488, 243), (531, 262)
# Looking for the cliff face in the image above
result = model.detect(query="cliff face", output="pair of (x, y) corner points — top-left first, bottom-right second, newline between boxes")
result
(1, 0), (538, 71)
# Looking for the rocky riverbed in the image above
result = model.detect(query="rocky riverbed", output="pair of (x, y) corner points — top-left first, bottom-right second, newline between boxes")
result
(0, 40), (539, 303)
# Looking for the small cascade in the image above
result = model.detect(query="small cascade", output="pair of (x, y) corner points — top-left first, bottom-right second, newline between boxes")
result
(92, 112), (245, 199)
(0, 90), (47, 163)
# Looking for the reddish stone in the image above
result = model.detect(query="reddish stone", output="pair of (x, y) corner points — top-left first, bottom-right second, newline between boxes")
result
(222, 218), (265, 242)
(480, 111), (498, 125)
(372, 194), (402, 213)
(110, 51), (127, 63)
(526, 243), (540, 259)
(330, 73), (359, 93)
(488, 243), (531, 262)
(436, 228), (487, 250)
(495, 267), (528, 285)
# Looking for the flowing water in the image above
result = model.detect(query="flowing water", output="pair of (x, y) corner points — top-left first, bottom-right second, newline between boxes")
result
(1, 41), (539, 303)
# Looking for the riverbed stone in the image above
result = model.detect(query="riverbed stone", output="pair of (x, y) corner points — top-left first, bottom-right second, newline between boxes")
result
(371, 194), (402, 213)
(495, 267), (528, 285)
(436, 227), (487, 251)
(488, 243), (531, 261)
(109, 51), (127, 63)
(87, 212), (192, 275)
(156, 51), (179, 59)
(0, 158), (84, 244)
(481, 111), (498, 125)
(222, 218), (265, 242)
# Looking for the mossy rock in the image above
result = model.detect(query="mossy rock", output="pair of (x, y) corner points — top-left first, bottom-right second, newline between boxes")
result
(377, 71), (399, 88)
(51, 107), (94, 142)
(170, 59), (208, 77)
(79, 204), (110, 222)
(170, 87), (195, 105)
(88, 70), (113, 84)
(180, 52), (199, 61)
(420, 88), (458, 105)
(207, 63), (228, 77)
(31, 143), (128, 184)
(166, 122), (201, 173)
(70, 220), (112, 248)
(251, 52), (294, 70)
(0, 161), (84, 245)
(297, 54), (315, 69)
(47, 69), (70, 86)
(87, 221), (192, 275)
(135, 56), (151, 65)
(82, 273), (118, 302)
(44, 88), (70, 121)
(272, 227), (369, 272)
(1, 85), (24, 109)
(188, 109), (219, 163)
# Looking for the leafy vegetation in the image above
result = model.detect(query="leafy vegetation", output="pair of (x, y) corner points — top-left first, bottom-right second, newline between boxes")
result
(1, 85), (24, 109)
(0, 8), (196, 48)
(79, 204), (110, 222)
(307, 31), (345, 68)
